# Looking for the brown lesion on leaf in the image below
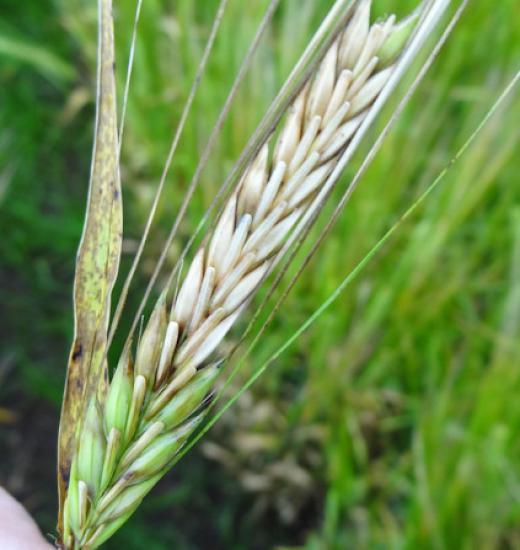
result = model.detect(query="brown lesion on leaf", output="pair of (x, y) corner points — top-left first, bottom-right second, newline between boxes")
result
(71, 342), (83, 362)
(60, 461), (71, 486)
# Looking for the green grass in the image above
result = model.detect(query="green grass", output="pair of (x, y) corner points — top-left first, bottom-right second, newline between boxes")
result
(0, 0), (519, 548)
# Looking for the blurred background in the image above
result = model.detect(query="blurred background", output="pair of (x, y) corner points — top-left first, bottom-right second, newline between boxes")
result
(1, 0), (519, 548)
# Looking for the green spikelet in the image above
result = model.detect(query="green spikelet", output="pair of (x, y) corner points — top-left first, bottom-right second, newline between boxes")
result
(76, 399), (106, 498)
(104, 347), (133, 435)
(129, 415), (205, 478)
(134, 292), (167, 389)
(150, 364), (219, 429)
(378, 9), (420, 67)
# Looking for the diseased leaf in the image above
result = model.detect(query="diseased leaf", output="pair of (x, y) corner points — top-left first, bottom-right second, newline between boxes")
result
(57, 0), (122, 532)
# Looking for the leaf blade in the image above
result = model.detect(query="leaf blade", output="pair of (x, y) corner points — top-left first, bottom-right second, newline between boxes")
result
(57, 0), (122, 532)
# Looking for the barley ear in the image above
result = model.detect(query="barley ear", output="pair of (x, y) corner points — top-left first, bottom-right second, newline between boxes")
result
(57, 0), (454, 546)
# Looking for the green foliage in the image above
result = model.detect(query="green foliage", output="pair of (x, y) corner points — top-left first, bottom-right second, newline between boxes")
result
(0, 1), (87, 404)
(1, 0), (519, 548)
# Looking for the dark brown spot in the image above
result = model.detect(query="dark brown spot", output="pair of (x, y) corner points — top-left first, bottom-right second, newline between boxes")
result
(60, 462), (71, 485)
(72, 343), (83, 362)
(113, 188), (120, 200)
(123, 471), (136, 482)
